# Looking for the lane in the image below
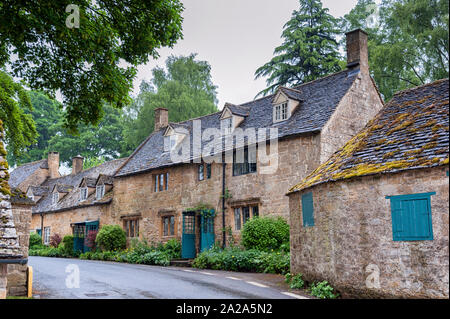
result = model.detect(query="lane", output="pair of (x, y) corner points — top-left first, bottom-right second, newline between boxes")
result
(29, 256), (306, 299)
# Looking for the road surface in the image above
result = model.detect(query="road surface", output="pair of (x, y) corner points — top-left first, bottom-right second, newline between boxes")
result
(29, 256), (309, 299)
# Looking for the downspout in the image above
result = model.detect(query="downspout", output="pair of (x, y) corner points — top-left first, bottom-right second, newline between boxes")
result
(222, 161), (226, 249)
(40, 213), (44, 238)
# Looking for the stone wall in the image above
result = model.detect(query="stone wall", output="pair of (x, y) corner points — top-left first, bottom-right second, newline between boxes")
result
(289, 166), (449, 298)
(320, 71), (383, 163)
(7, 204), (32, 296)
(30, 204), (112, 239)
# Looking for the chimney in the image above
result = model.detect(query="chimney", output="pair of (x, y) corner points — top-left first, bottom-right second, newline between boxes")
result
(47, 152), (60, 179)
(346, 28), (369, 73)
(154, 108), (169, 131)
(71, 155), (84, 175)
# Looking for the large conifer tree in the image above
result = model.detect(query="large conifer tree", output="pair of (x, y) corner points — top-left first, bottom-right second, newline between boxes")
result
(255, 0), (342, 97)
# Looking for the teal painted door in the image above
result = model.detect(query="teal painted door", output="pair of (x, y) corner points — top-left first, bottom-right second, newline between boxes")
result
(181, 212), (196, 259)
(73, 224), (85, 253)
(200, 214), (215, 252)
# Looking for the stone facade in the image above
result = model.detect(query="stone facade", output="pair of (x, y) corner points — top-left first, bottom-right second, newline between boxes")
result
(289, 166), (449, 298)
(7, 203), (32, 296)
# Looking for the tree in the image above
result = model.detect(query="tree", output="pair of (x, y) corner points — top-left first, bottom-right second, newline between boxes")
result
(6, 90), (62, 166)
(47, 103), (126, 164)
(0, 0), (184, 133)
(0, 70), (37, 159)
(340, 0), (449, 100)
(254, 0), (342, 97)
(121, 54), (219, 154)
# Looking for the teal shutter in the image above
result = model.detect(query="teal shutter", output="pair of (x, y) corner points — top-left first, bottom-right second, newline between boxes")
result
(387, 192), (435, 241)
(301, 192), (314, 227)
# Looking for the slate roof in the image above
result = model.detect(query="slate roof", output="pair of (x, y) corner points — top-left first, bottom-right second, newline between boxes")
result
(28, 186), (50, 197)
(10, 188), (35, 205)
(116, 69), (359, 177)
(288, 78), (449, 194)
(273, 87), (304, 102)
(9, 159), (47, 188)
(33, 158), (127, 214)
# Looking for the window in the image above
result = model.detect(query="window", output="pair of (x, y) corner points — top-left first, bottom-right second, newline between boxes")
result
(198, 163), (211, 181)
(222, 117), (233, 135)
(234, 205), (259, 230)
(163, 216), (175, 236)
(80, 187), (88, 201)
(52, 192), (59, 205)
(44, 227), (51, 245)
(124, 219), (139, 238)
(233, 146), (257, 176)
(154, 173), (169, 192)
(198, 164), (204, 181)
(96, 185), (105, 200)
(165, 134), (177, 150)
(386, 192), (435, 241)
(234, 208), (241, 230)
(274, 102), (288, 122)
(301, 192), (314, 227)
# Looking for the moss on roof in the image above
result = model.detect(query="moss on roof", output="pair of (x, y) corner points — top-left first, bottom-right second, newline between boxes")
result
(288, 78), (449, 194)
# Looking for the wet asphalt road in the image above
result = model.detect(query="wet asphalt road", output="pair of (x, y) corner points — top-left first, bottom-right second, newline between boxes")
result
(29, 256), (309, 299)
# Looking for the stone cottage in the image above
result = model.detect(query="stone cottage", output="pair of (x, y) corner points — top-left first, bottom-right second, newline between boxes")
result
(111, 29), (383, 257)
(287, 78), (449, 298)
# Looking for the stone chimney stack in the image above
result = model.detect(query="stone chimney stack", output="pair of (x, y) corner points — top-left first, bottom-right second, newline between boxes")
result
(346, 29), (369, 73)
(154, 108), (169, 132)
(47, 152), (60, 179)
(71, 155), (84, 176)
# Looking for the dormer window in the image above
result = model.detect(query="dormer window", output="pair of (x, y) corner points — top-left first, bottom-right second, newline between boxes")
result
(274, 102), (288, 122)
(222, 117), (233, 135)
(166, 134), (177, 150)
(52, 192), (59, 205)
(96, 185), (105, 200)
(80, 187), (88, 201)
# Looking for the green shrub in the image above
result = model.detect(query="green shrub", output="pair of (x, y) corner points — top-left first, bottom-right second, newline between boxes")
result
(285, 273), (304, 289)
(29, 233), (42, 248)
(309, 281), (339, 299)
(241, 217), (289, 251)
(163, 239), (181, 259)
(192, 248), (290, 275)
(95, 224), (126, 251)
(62, 235), (75, 256)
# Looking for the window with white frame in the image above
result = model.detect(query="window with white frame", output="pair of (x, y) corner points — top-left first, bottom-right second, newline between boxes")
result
(52, 192), (59, 205)
(96, 185), (105, 200)
(165, 134), (178, 151)
(80, 187), (88, 201)
(221, 117), (233, 135)
(44, 227), (51, 245)
(274, 102), (288, 122)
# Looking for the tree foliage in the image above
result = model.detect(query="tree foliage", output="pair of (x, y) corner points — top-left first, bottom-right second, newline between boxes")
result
(0, 0), (184, 133)
(341, 0), (449, 100)
(0, 70), (37, 158)
(255, 0), (342, 97)
(121, 54), (218, 154)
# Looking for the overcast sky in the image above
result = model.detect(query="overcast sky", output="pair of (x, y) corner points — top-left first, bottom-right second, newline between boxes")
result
(132, 0), (375, 109)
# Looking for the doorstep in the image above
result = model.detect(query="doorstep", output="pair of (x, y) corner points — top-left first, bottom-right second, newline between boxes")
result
(170, 259), (193, 267)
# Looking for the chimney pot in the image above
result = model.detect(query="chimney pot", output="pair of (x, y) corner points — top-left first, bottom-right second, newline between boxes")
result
(154, 108), (169, 131)
(71, 155), (84, 175)
(345, 28), (369, 73)
(47, 152), (60, 179)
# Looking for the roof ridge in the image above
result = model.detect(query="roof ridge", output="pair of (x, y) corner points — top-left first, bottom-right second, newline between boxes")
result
(392, 78), (449, 98)
(13, 158), (46, 169)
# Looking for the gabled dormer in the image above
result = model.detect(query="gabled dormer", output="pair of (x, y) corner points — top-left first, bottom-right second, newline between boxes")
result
(163, 123), (189, 151)
(220, 103), (249, 135)
(26, 185), (49, 203)
(50, 184), (72, 205)
(79, 177), (96, 201)
(95, 174), (114, 200)
(271, 87), (303, 123)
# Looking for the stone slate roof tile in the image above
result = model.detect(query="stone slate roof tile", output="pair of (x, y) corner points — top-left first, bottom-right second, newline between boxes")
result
(33, 158), (127, 214)
(28, 186), (50, 197)
(117, 69), (358, 177)
(9, 159), (47, 188)
(288, 78), (449, 194)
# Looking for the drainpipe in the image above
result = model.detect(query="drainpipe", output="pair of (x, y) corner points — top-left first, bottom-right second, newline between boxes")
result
(222, 161), (226, 249)
(40, 213), (44, 238)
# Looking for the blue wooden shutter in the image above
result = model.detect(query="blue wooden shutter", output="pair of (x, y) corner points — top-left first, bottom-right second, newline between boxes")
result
(387, 192), (434, 241)
(301, 192), (314, 227)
